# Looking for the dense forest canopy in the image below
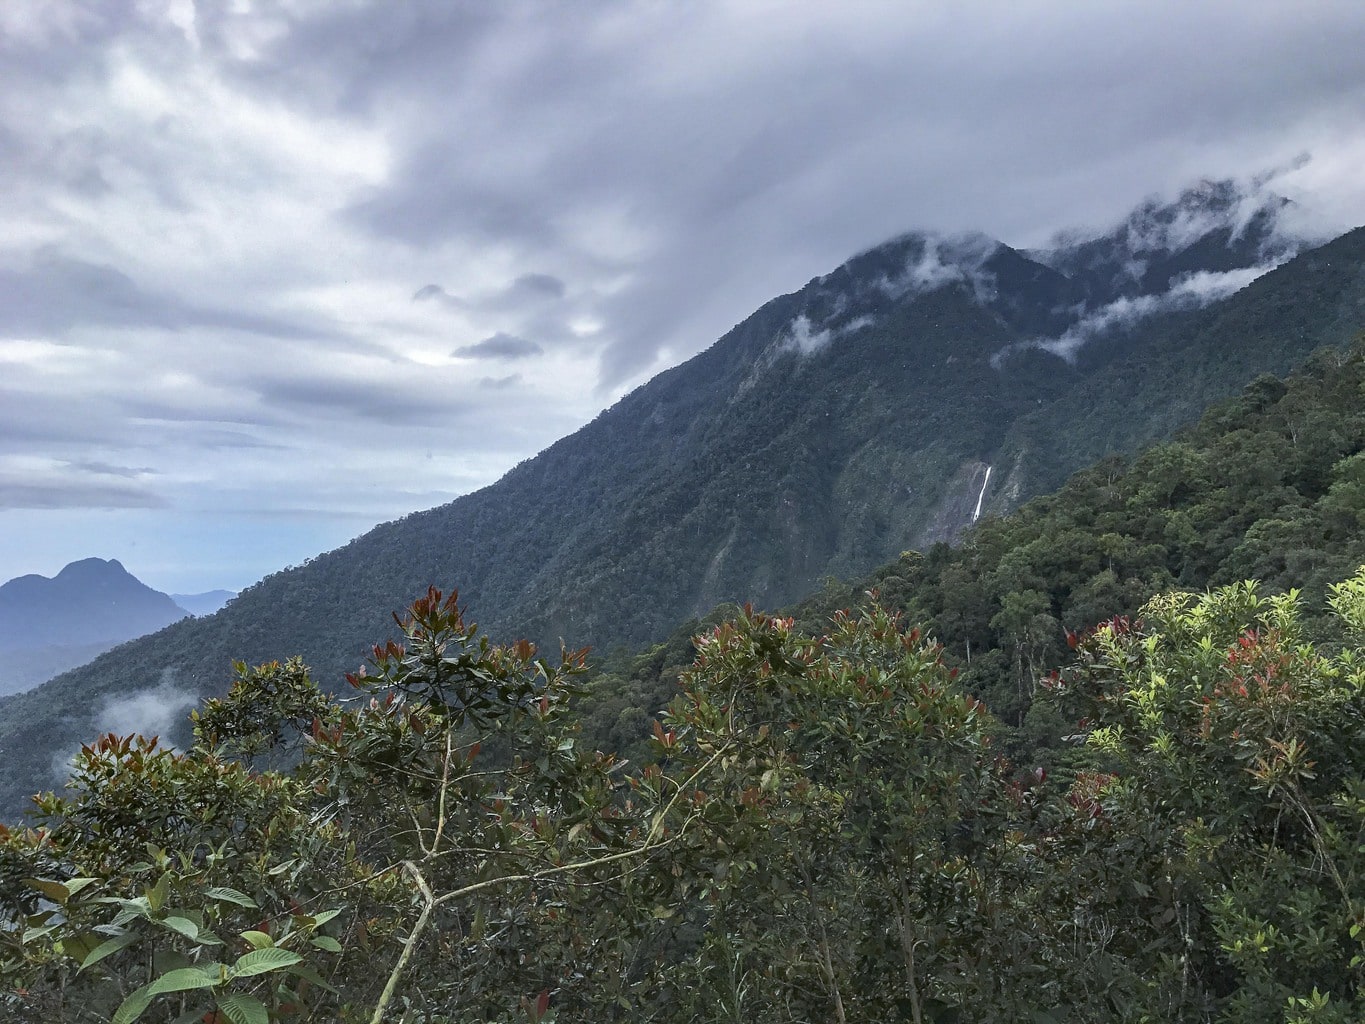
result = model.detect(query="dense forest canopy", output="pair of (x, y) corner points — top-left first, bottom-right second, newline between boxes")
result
(4, 573), (1364, 1021)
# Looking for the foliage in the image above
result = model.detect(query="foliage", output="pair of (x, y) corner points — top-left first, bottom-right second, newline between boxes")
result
(1043, 573), (1365, 1022)
(0, 590), (705, 1022)
(5, 573), (1365, 1021)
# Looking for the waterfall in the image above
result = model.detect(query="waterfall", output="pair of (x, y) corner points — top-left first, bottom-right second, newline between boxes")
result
(971, 465), (993, 522)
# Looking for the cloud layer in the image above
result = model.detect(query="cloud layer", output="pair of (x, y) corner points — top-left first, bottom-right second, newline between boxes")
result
(1, 0), (1364, 592)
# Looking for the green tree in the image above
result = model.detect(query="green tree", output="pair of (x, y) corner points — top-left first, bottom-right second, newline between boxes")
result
(1051, 571), (1365, 1022)
(1, 589), (708, 1022)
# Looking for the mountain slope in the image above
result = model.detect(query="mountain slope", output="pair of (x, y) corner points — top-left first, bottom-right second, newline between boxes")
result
(170, 591), (237, 617)
(1, 187), (1360, 818)
(581, 338), (1365, 767)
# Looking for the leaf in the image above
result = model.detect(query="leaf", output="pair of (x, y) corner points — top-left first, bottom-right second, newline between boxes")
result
(111, 896), (153, 926)
(113, 984), (155, 1024)
(157, 916), (223, 945)
(216, 993), (269, 1024)
(22, 923), (60, 943)
(113, 964), (221, 1023)
(310, 935), (342, 952)
(23, 878), (69, 904)
(239, 930), (274, 949)
(149, 965), (222, 996)
(204, 887), (258, 909)
(308, 908), (341, 928)
(230, 946), (303, 978)
(79, 930), (139, 972)
(146, 873), (171, 913)
(286, 962), (340, 994)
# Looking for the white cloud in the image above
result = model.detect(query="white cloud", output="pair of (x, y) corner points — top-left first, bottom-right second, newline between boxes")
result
(97, 676), (198, 741)
(1030, 262), (1279, 362)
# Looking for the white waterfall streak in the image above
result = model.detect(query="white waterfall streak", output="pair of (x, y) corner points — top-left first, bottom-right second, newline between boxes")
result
(972, 465), (992, 522)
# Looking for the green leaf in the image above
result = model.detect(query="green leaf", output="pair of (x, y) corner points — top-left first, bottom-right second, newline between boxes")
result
(205, 886), (258, 909)
(79, 931), (139, 972)
(146, 873), (171, 913)
(310, 935), (343, 952)
(22, 923), (59, 943)
(309, 908), (341, 928)
(287, 962), (340, 994)
(111, 896), (153, 926)
(239, 930), (275, 949)
(64, 877), (100, 898)
(113, 965), (220, 1024)
(216, 993), (269, 1024)
(58, 931), (102, 962)
(230, 946), (303, 978)
(147, 965), (222, 996)
(156, 916), (224, 946)
(113, 984), (155, 1024)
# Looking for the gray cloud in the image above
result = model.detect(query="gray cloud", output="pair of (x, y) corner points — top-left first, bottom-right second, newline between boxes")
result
(413, 283), (462, 308)
(2, 0), (1365, 592)
(453, 333), (543, 360)
(415, 273), (567, 314)
(513, 273), (566, 299)
(0, 252), (338, 340)
(249, 374), (463, 426)
(66, 460), (157, 479)
(0, 480), (167, 511)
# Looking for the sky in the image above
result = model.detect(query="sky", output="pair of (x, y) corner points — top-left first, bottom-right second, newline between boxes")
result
(2, 0), (1364, 595)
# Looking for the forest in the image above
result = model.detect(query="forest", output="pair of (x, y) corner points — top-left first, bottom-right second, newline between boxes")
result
(3, 342), (1365, 1022)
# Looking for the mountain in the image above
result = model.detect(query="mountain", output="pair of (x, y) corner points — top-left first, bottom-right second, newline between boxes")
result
(579, 339), (1365, 766)
(1, 181), (1361, 818)
(170, 590), (237, 617)
(0, 559), (189, 698)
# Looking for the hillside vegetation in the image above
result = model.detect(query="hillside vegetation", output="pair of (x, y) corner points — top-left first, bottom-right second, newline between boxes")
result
(580, 339), (1365, 768)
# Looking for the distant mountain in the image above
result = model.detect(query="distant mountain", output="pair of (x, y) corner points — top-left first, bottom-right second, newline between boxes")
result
(0, 558), (187, 650)
(2, 180), (1361, 818)
(0, 558), (189, 698)
(171, 590), (237, 617)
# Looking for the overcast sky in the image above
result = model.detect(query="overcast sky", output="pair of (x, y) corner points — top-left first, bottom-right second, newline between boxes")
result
(2, 0), (1364, 595)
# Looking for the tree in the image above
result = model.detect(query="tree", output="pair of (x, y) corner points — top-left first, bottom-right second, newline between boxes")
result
(659, 602), (1018, 1023)
(1, 589), (710, 1022)
(1049, 571), (1365, 1023)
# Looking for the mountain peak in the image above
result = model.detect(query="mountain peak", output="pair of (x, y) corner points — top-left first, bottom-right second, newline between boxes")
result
(54, 557), (132, 582)
(1119, 177), (1290, 256)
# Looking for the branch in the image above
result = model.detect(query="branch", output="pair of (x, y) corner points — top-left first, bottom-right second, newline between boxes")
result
(364, 745), (728, 1018)
(368, 861), (436, 1024)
